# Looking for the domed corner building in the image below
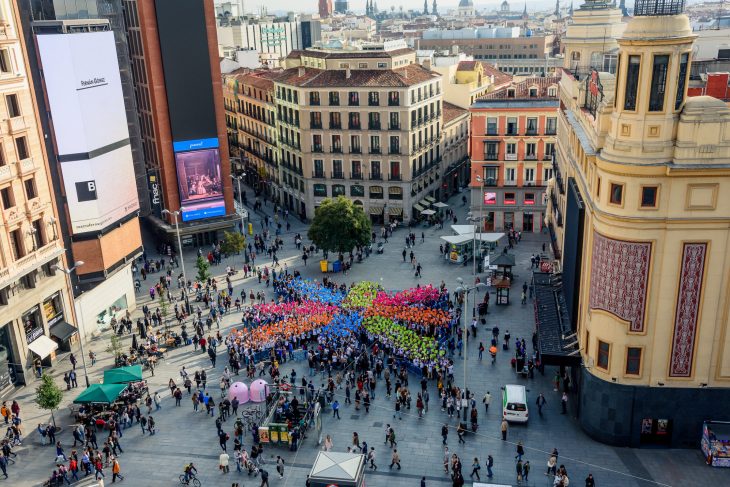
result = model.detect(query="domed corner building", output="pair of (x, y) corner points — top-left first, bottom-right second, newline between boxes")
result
(540, 0), (730, 448)
(457, 0), (475, 17)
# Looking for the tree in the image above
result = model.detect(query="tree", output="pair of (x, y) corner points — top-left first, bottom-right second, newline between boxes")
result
(195, 255), (211, 282)
(36, 373), (63, 428)
(158, 291), (170, 334)
(308, 196), (372, 254)
(220, 230), (245, 257)
(106, 334), (124, 360)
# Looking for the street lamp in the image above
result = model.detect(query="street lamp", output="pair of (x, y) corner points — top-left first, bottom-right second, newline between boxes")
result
(162, 209), (188, 298)
(455, 278), (488, 421)
(467, 212), (488, 277)
(231, 173), (247, 234)
(53, 261), (91, 387)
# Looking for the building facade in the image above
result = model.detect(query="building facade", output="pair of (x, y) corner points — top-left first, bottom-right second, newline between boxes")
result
(276, 48), (444, 223)
(318, 0), (333, 18)
(0, 0), (74, 390)
(440, 102), (469, 198)
(543, 0), (730, 447)
(469, 77), (560, 232)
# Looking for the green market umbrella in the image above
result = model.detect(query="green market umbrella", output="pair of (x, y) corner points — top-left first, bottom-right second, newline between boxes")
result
(103, 365), (143, 384)
(73, 383), (127, 404)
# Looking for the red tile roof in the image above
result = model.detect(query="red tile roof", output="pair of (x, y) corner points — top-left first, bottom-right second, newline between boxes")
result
(443, 101), (469, 124)
(456, 61), (478, 71)
(481, 75), (561, 100)
(287, 48), (414, 60)
(276, 64), (439, 88)
(480, 62), (513, 86)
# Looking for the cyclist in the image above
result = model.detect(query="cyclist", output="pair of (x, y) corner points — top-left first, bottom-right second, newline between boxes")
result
(183, 462), (197, 483)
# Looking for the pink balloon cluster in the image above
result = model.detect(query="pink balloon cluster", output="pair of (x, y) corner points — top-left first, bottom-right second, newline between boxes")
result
(373, 285), (443, 307)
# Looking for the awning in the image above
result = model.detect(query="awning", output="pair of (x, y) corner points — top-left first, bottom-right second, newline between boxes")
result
(421, 209), (436, 215)
(433, 202), (449, 208)
(28, 335), (58, 359)
(369, 205), (383, 215)
(49, 321), (77, 342)
(418, 199), (431, 207)
(309, 451), (366, 482)
(103, 365), (143, 384)
(451, 224), (476, 235)
(73, 383), (128, 404)
(424, 195), (436, 204)
(533, 272), (581, 366)
(441, 234), (474, 245)
(389, 207), (403, 216)
(413, 203), (425, 212)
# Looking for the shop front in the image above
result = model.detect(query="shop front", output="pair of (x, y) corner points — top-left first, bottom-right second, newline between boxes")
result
(0, 324), (15, 390)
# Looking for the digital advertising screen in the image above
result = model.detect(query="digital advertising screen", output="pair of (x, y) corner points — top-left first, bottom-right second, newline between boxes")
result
(36, 31), (139, 234)
(174, 139), (225, 222)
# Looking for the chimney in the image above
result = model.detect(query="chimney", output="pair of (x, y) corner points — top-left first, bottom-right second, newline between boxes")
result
(423, 58), (432, 70)
(346, 67), (351, 79)
(298, 66), (305, 77)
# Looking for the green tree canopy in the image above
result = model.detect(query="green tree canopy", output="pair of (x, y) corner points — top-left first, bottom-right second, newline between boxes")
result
(36, 373), (63, 428)
(195, 255), (211, 282)
(220, 230), (245, 256)
(308, 196), (372, 254)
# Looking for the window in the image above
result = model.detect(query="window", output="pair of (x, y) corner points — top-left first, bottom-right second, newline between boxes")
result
(596, 177), (601, 198)
(9, 228), (23, 260)
(649, 55), (669, 112)
(0, 187), (13, 209)
(329, 92), (340, 106)
(313, 184), (327, 197)
(524, 193), (535, 205)
(597, 341), (610, 370)
(313, 160), (324, 178)
(526, 118), (537, 135)
(544, 142), (555, 159)
(31, 219), (44, 249)
(504, 192), (516, 204)
(369, 135), (381, 153)
(506, 117), (518, 135)
(484, 142), (498, 160)
(312, 134), (323, 152)
(507, 88), (515, 98)
(332, 184), (345, 196)
(368, 92), (379, 106)
(369, 185), (383, 199)
(675, 53), (689, 110)
(624, 347), (643, 375)
(348, 112), (360, 130)
(388, 91), (400, 106)
(332, 160), (343, 178)
(310, 92), (320, 105)
(350, 135), (361, 153)
(310, 112), (322, 129)
(641, 186), (658, 208)
(0, 49), (11, 74)
(377, 62), (387, 68)
(6, 94), (20, 118)
(370, 161), (381, 179)
(351, 160), (362, 178)
(546, 117), (557, 135)
(389, 136), (400, 154)
(388, 187), (403, 200)
(389, 112), (399, 129)
(529, 88), (538, 97)
(525, 143), (537, 160)
(351, 184), (365, 197)
(483, 166), (498, 185)
(506, 143), (516, 160)
(389, 161), (400, 180)
(358, 63), (368, 69)
(624, 55), (641, 111)
(524, 168), (535, 183)
(0, 143), (5, 166)
(609, 183), (623, 205)
(348, 91), (359, 106)
(486, 117), (498, 135)
(368, 112), (380, 130)
(15, 136), (29, 160)
(543, 168), (553, 182)
(505, 167), (516, 184)
(24, 178), (37, 199)
(330, 112), (341, 129)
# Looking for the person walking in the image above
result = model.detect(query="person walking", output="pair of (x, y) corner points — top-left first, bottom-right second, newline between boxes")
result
(332, 400), (340, 419)
(219, 451), (230, 474)
(516, 459), (524, 483)
(561, 392), (568, 414)
(469, 457), (481, 480)
(259, 467), (270, 487)
(486, 455), (494, 478)
(515, 441), (525, 461)
(276, 455), (285, 479)
(483, 391), (491, 413)
(111, 456), (124, 482)
(0, 452), (7, 479)
(501, 419), (508, 441)
(585, 473), (595, 487)
(389, 449), (401, 470)
(536, 393), (547, 416)
(523, 460), (531, 482)
(441, 424), (448, 445)
(367, 447), (377, 470)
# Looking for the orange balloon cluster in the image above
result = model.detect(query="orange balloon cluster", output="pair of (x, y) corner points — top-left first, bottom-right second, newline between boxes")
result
(229, 311), (335, 349)
(363, 303), (450, 328)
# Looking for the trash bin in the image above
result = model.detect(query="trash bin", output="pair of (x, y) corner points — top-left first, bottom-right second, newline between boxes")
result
(333, 261), (341, 273)
(327, 262), (334, 272)
(320, 260), (328, 273)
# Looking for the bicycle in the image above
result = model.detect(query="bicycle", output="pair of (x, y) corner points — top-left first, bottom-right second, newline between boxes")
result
(179, 474), (201, 487)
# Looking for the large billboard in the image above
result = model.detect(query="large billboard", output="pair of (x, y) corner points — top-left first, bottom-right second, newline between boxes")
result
(174, 139), (225, 222)
(37, 31), (139, 234)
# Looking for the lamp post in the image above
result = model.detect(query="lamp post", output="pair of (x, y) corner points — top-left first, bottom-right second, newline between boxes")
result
(231, 173), (247, 234)
(455, 278), (488, 421)
(162, 209), (188, 302)
(467, 212), (488, 278)
(53, 261), (91, 387)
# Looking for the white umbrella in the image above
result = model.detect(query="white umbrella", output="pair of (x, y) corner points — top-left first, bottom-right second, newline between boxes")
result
(421, 209), (436, 215)
(432, 202), (449, 208)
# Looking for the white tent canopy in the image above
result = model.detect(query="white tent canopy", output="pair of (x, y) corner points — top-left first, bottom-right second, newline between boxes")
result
(441, 234), (474, 245)
(451, 224), (476, 235)
(28, 335), (58, 359)
(309, 451), (365, 484)
(421, 209), (436, 215)
(432, 201), (449, 208)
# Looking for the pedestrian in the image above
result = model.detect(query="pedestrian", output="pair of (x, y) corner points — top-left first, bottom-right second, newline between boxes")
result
(536, 393), (547, 416)
(324, 434), (333, 452)
(55, 441), (67, 462)
(501, 419), (508, 441)
(470, 457), (481, 480)
(368, 447), (377, 470)
(259, 467), (269, 487)
(0, 452), (7, 479)
(276, 455), (285, 479)
(523, 461), (530, 481)
(546, 454), (557, 476)
(515, 441), (525, 461)
(420, 476), (426, 487)
(585, 473), (595, 487)
(441, 424), (448, 445)
(111, 456), (124, 482)
(516, 459), (523, 483)
(561, 392), (568, 414)
(443, 447), (450, 474)
(332, 399), (340, 419)
(482, 391), (491, 412)
(219, 451), (230, 474)
(486, 454), (494, 478)
(389, 449), (401, 470)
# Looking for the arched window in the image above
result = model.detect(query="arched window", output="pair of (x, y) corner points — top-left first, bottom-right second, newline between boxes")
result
(369, 185), (383, 199)
(571, 51), (581, 62)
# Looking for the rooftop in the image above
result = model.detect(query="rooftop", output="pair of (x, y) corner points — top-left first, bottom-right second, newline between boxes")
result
(287, 48), (414, 60)
(471, 99), (560, 109)
(443, 101), (469, 124)
(276, 64), (439, 88)
(482, 76), (561, 100)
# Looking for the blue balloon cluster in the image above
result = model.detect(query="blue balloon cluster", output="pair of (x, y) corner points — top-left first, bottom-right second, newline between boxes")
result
(320, 311), (363, 339)
(285, 278), (346, 305)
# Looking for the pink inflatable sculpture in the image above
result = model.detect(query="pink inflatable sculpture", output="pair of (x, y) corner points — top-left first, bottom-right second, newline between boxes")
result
(228, 382), (250, 404)
(250, 379), (269, 403)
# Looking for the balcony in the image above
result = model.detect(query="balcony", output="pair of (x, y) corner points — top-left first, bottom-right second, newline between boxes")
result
(370, 173), (383, 181)
(25, 197), (46, 216)
(312, 171), (326, 179)
(505, 154), (518, 161)
(331, 171), (345, 180)
(388, 147), (400, 155)
(0, 163), (16, 184)
(348, 123), (361, 130)
(312, 145), (324, 153)
(389, 123), (400, 130)
(388, 98), (400, 106)
(526, 129), (538, 136)
(525, 155), (538, 161)
(330, 147), (343, 154)
(486, 130), (499, 136)
(504, 180), (517, 186)
(7, 116), (27, 135)
(485, 153), (499, 161)
(506, 129), (518, 136)
(311, 123), (323, 129)
(368, 122), (381, 130)
(369, 99), (380, 107)
(545, 129), (557, 136)
(330, 123), (342, 130)
(0, 241), (63, 289)
(369, 147), (381, 155)
(388, 174), (402, 181)
(3, 206), (24, 227)
(350, 172), (363, 180)
(18, 158), (38, 176)
(350, 147), (362, 154)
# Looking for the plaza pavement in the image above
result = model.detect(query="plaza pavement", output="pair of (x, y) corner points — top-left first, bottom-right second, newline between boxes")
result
(5, 188), (729, 487)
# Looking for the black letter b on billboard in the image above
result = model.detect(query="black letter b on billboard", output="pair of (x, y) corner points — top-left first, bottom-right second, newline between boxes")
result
(76, 180), (98, 202)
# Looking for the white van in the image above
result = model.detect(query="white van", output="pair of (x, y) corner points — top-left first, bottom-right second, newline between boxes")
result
(502, 384), (529, 423)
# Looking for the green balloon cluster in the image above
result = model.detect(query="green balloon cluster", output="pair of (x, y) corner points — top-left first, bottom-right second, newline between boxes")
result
(343, 281), (383, 309)
(363, 316), (444, 361)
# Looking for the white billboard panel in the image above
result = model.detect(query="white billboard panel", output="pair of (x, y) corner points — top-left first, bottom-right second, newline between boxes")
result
(37, 31), (139, 234)
(61, 145), (139, 234)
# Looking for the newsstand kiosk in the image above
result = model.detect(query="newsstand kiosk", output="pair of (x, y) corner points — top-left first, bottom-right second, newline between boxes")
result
(307, 451), (366, 487)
